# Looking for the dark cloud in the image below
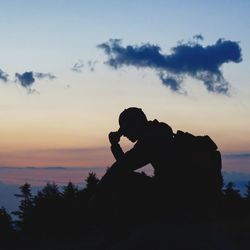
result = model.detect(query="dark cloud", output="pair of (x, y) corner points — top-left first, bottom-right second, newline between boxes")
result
(0, 69), (9, 82)
(98, 37), (242, 94)
(158, 72), (184, 92)
(15, 71), (56, 93)
(15, 71), (35, 88)
(72, 60), (84, 73)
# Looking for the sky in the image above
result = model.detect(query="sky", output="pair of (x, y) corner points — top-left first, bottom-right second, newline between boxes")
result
(0, 0), (250, 174)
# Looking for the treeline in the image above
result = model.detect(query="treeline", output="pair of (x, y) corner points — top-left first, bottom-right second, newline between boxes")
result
(1, 173), (250, 248)
(0, 172), (100, 248)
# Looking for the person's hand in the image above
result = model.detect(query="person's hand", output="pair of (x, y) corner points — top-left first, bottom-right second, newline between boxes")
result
(109, 131), (121, 145)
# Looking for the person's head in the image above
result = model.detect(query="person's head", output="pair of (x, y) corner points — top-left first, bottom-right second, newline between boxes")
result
(118, 107), (148, 142)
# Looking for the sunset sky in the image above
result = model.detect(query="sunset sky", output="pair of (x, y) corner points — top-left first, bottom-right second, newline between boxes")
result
(0, 0), (249, 173)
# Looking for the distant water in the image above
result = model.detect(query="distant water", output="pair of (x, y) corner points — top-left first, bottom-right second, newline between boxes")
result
(0, 167), (249, 213)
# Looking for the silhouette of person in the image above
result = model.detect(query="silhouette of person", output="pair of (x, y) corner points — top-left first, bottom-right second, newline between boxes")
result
(108, 107), (173, 175)
(90, 107), (176, 240)
(98, 107), (175, 202)
(92, 108), (223, 229)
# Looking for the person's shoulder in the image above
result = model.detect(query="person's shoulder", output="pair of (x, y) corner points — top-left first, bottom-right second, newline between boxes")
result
(149, 119), (173, 134)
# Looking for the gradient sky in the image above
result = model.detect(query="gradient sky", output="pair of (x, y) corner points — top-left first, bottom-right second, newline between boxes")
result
(0, 0), (249, 173)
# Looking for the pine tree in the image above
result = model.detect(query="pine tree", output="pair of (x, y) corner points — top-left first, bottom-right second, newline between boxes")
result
(244, 181), (250, 199)
(13, 183), (33, 230)
(32, 182), (62, 238)
(223, 182), (241, 200)
(0, 207), (14, 240)
(63, 181), (78, 200)
(85, 172), (99, 193)
(223, 181), (243, 218)
(36, 182), (61, 200)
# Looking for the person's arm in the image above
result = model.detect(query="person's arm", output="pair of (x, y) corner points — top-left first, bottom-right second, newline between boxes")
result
(111, 143), (124, 161)
(90, 140), (150, 208)
(100, 140), (150, 187)
(109, 131), (124, 161)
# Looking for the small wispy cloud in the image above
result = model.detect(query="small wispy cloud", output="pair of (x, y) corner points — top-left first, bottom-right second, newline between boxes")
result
(193, 34), (204, 41)
(72, 60), (84, 73)
(87, 60), (97, 72)
(34, 72), (56, 80)
(98, 36), (242, 94)
(71, 60), (98, 73)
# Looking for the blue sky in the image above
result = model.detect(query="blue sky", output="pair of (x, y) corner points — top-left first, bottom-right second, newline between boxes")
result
(0, 0), (249, 173)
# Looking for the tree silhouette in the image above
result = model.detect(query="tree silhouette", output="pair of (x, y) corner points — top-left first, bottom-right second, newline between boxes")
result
(63, 181), (78, 200)
(76, 172), (100, 230)
(224, 182), (241, 200)
(24, 182), (62, 240)
(244, 181), (250, 199)
(12, 183), (33, 231)
(61, 182), (80, 236)
(10, 170), (250, 249)
(36, 182), (61, 200)
(222, 182), (243, 219)
(0, 207), (14, 242)
(243, 181), (250, 216)
(85, 172), (99, 193)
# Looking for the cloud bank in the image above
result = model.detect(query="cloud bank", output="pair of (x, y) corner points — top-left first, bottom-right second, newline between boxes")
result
(98, 37), (242, 94)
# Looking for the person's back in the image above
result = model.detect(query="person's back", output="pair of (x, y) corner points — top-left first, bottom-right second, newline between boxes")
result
(135, 119), (174, 179)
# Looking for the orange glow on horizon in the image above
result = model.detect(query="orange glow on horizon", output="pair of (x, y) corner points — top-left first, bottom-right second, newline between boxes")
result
(0, 147), (114, 167)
